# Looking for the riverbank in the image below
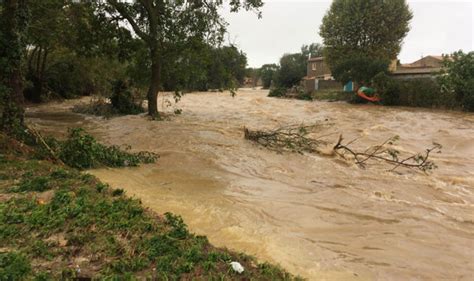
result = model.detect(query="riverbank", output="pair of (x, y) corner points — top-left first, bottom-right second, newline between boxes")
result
(0, 133), (298, 280)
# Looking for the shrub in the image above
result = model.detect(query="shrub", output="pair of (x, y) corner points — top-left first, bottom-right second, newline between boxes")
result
(110, 80), (144, 115)
(72, 97), (116, 118)
(398, 79), (446, 108)
(372, 72), (400, 106)
(438, 51), (474, 111)
(58, 128), (157, 169)
(0, 252), (31, 280)
(268, 87), (287, 97)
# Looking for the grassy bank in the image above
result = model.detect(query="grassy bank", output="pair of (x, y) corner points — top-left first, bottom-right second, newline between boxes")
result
(310, 90), (353, 102)
(0, 134), (299, 280)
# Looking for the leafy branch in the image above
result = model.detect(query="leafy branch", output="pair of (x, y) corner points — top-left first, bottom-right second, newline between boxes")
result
(244, 124), (333, 153)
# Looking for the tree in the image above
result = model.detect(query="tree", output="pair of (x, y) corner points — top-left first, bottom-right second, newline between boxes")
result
(301, 43), (324, 59)
(438, 51), (474, 111)
(260, 64), (278, 89)
(331, 55), (389, 85)
(24, 1), (133, 102)
(320, 0), (412, 84)
(274, 53), (307, 88)
(207, 45), (248, 90)
(106, 0), (263, 117)
(270, 43), (323, 89)
(0, 0), (29, 133)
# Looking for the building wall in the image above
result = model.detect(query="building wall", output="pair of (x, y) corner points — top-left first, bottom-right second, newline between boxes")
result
(307, 59), (332, 79)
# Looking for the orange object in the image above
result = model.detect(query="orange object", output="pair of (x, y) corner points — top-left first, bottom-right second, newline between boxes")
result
(357, 89), (381, 102)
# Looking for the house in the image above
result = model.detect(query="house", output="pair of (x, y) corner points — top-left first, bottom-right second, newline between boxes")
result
(303, 56), (341, 92)
(303, 55), (447, 92)
(391, 55), (445, 79)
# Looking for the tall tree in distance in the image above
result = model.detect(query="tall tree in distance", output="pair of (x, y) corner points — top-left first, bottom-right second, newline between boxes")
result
(301, 43), (324, 59)
(320, 0), (412, 84)
(260, 64), (279, 89)
(106, 0), (263, 117)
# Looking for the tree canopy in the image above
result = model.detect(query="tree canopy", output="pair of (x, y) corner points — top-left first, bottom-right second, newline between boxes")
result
(105, 0), (263, 116)
(438, 51), (474, 111)
(320, 0), (412, 84)
(270, 43), (324, 89)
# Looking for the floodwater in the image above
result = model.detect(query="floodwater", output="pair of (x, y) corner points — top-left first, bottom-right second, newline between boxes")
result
(26, 89), (474, 280)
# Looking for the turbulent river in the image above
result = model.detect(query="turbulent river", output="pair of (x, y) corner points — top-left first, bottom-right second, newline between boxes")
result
(26, 89), (474, 280)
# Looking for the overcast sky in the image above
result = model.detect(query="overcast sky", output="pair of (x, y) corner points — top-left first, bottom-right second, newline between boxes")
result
(221, 0), (474, 67)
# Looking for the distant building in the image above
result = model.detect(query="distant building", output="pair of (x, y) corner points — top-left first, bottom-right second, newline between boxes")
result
(391, 55), (446, 80)
(303, 56), (341, 92)
(303, 55), (447, 92)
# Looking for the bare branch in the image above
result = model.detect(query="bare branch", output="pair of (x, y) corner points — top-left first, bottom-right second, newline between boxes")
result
(245, 124), (442, 173)
(107, 0), (151, 43)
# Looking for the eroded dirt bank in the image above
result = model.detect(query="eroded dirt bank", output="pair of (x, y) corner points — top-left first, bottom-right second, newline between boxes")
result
(27, 89), (474, 280)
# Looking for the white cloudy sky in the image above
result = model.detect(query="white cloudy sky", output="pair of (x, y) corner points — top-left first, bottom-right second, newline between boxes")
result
(221, 0), (474, 67)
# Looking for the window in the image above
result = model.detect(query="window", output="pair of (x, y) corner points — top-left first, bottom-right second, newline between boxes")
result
(312, 63), (317, 71)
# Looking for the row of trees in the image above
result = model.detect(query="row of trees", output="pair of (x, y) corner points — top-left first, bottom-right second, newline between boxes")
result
(1, 0), (261, 134)
(254, 43), (324, 90)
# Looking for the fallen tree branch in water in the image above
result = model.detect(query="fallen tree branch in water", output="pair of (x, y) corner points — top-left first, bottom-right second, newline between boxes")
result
(244, 124), (332, 153)
(333, 135), (442, 172)
(244, 125), (442, 173)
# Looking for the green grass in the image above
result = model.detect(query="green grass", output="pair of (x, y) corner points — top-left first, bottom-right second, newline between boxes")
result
(0, 134), (301, 280)
(311, 90), (353, 102)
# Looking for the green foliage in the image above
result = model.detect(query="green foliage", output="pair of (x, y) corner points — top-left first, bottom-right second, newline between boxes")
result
(267, 43), (323, 90)
(312, 90), (352, 102)
(438, 51), (474, 111)
(110, 80), (144, 115)
(268, 87), (287, 97)
(301, 43), (324, 59)
(23, 0), (134, 103)
(332, 55), (390, 85)
(0, 252), (31, 280)
(320, 0), (412, 80)
(206, 46), (248, 90)
(16, 176), (52, 193)
(398, 79), (448, 108)
(371, 73), (457, 109)
(372, 72), (400, 106)
(274, 53), (307, 88)
(0, 0), (29, 133)
(160, 44), (248, 92)
(260, 64), (279, 89)
(106, 0), (263, 115)
(57, 128), (157, 169)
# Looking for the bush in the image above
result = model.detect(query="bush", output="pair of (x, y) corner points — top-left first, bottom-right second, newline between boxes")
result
(268, 87), (287, 97)
(372, 72), (400, 106)
(110, 80), (144, 115)
(438, 51), (474, 111)
(398, 79), (446, 108)
(0, 252), (31, 280)
(58, 128), (157, 169)
(371, 73), (455, 109)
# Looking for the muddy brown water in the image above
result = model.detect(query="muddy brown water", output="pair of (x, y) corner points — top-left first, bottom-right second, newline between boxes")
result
(26, 89), (474, 280)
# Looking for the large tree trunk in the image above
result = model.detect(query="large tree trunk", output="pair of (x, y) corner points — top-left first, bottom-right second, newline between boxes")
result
(0, 0), (28, 133)
(147, 49), (161, 117)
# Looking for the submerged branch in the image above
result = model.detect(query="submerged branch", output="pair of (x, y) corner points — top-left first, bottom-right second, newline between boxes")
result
(333, 135), (442, 172)
(244, 125), (442, 173)
(244, 124), (331, 153)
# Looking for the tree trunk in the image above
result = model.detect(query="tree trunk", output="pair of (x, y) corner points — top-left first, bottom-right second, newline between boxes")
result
(0, 0), (28, 133)
(147, 50), (161, 117)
